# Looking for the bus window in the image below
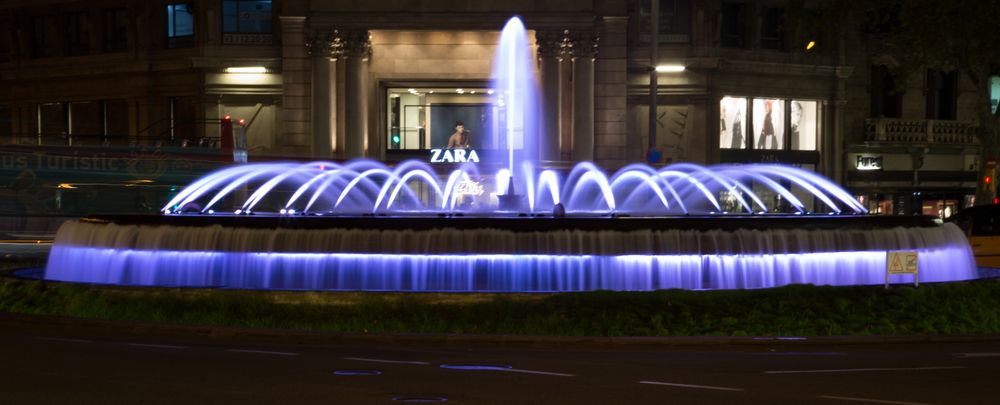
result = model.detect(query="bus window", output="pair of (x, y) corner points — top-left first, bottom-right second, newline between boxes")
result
(971, 215), (999, 236)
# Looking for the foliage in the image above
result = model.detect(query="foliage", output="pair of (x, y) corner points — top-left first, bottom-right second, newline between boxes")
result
(1, 275), (999, 337)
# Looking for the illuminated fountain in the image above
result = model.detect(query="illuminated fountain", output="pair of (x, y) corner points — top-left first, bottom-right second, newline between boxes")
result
(43, 18), (977, 291)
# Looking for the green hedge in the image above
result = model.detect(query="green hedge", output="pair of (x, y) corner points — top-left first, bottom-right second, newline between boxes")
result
(2, 270), (998, 336)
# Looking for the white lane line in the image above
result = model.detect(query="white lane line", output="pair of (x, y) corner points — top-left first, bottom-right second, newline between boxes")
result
(502, 368), (575, 377)
(763, 352), (846, 356)
(819, 395), (936, 405)
(955, 352), (1000, 358)
(639, 380), (743, 392)
(766, 366), (966, 375)
(37, 337), (92, 344)
(344, 357), (431, 365)
(227, 349), (299, 356)
(127, 343), (187, 350)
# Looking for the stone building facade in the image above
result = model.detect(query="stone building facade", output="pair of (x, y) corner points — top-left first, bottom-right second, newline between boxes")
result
(0, 0), (986, 217)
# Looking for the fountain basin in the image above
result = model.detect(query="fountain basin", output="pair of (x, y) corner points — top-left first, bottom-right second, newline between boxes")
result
(43, 215), (977, 291)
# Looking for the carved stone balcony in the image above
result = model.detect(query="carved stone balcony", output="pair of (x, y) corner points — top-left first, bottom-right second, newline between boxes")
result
(864, 118), (978, 145)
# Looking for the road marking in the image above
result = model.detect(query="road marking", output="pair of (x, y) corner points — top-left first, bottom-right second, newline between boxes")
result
(955, 352), (1000, 358)
(344, 357), (431, 365)
(127, 343), (187, 350)
(227, 349), (299, 356)
(37, 337), (92, 344)
(763, 352), (845, 356)
(766, 366), (966, 375)
(503, 368), (575, 377)
(639, 380), (743, 392)
(819, 395), (936, 405)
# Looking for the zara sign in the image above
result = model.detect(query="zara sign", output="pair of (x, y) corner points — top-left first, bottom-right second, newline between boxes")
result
(430, 149), (480, 163)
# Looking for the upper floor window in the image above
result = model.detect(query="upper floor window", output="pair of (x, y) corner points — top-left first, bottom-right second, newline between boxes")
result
(103, 8), (128, 53)
(0, 21), (11, 62)
(760, 7), (785, 51)
(32, 15), (57, 58)
(720, 2), (746, 48)
(926, 69), (958, 120)
(67, 12), (90, 56)
(223, 0), (272, 34)
(871, 65), (903, 118)
(167, 3), (195, 48)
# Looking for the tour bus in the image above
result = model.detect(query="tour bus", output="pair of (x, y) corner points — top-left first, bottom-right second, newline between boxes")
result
(947, 204), (1000, 268)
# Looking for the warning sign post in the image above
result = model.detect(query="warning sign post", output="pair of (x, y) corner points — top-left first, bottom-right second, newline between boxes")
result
(885, 251), (919, 288)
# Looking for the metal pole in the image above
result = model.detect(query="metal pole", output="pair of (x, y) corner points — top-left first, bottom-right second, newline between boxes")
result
(648, 0), (659, 151)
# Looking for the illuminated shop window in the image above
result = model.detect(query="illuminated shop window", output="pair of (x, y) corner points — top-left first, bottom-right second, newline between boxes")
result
(752, 98), (784, 150)
(386, 87), (498, 151)
(791, 100), (819, 151)
(719, 97), (747, 149)
(721, 97), (820, 152)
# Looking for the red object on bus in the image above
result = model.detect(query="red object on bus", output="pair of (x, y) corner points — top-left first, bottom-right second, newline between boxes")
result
(221, 116), (234, 150)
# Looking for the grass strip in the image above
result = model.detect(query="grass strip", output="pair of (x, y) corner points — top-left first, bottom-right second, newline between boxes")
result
(2, 266), (999, 337)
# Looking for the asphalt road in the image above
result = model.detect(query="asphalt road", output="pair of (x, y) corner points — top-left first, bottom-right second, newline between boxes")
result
(0, 314), (996, 405)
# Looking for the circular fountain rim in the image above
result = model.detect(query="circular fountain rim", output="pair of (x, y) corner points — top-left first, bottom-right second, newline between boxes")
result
(79, 214), (941, 232)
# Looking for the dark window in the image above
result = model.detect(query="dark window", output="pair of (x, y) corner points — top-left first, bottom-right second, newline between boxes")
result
(720, 2), (746, 48)
(167, 3), (195, 38)
(38, 102), (68, 144)
(926, 69), (959, 120)
(761, 7), (785, 50)
(104, 99), (129, 145)
(222, 0), (272, 34)
(103, 8), (128, 53)
(69, 101), (102, 145)
(67, 12), (90, 56)
(31, 16), (58, 58)
(0, 105), (11, 140)
(0, 21), (11, 62)
(871, 65), (903, 118)
(657, 0), (691, 44)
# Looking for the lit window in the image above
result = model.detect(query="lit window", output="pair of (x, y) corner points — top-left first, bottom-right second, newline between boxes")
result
(167, 3), (194, 38)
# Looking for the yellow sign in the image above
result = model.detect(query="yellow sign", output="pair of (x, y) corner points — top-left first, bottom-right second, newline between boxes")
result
(886, 251), (919, 288)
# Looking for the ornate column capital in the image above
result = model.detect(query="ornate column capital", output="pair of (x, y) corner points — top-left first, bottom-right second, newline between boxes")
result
(536, 30), (571, 59)
(342, 29), (372, 61)
(306, 30), (344, 60)
(566, 30), (599, 61)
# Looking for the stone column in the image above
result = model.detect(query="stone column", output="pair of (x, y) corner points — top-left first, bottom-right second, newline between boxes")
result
(279, 16), (311, 154)
(307, 31), (343, 159)
(342, 30), (370, 159)
(536, 30), (567, 162)
(570, 31), (598, 163)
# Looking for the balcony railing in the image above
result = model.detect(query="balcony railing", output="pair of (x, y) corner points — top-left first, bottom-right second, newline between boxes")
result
(865, 118), (977, 144)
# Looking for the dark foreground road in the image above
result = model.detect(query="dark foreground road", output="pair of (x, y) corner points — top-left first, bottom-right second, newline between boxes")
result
(0, 314), (996, 405)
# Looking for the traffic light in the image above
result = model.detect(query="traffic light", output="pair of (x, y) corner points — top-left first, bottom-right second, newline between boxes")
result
(391, 131), (401, 149)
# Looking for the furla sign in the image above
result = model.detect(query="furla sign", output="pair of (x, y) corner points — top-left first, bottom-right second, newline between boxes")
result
(430, 149), (480, 163)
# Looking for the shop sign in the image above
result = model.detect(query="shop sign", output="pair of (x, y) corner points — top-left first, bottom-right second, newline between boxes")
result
(856, 155), (883, 171)
(430, 149), (480, 164)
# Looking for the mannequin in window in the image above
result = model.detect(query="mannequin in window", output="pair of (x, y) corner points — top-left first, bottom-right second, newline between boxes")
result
(757, 100), (777, 149)
(447, 121), (470, 149)
(730, 109), (744, 149)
